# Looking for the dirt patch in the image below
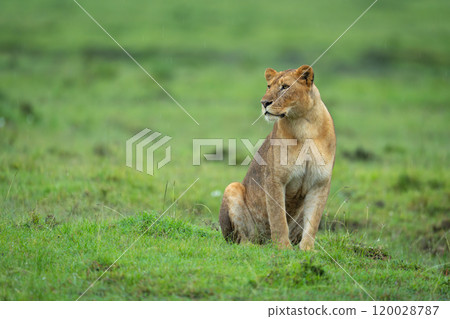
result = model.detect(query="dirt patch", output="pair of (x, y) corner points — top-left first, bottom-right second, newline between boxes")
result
(86, 260), (118, 278)
(374, 200), (386, 208)
(44, 214), (59, 228)
(417, 219), (450, 256)
(93, 144), (112, 157)
(383, 144), (406, 154)
(408, 196), (449, 216)
(428, 179), (445, 190)
(352, 244), (390, 261)
(319, 219), (362, 232)
(19, 101), (35, 117)
(362, 47), (450, 68)
(342, 147), (375, 161)
(390, 260), (422, 271)
(263, 259), (327, 287)
(201, 219), (220, 232)
(432, 219), (450, 232)
(393, 174), (423, 192)
(89, 261), (109, 272)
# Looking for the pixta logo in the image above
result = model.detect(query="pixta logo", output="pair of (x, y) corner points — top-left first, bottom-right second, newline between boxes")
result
(126, 129), (172, 175)
(193, 138), (325, 166)
(126, 129), (326, 176)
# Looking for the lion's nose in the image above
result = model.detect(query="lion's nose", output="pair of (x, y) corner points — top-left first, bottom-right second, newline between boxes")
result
(261, 100), (273, 109)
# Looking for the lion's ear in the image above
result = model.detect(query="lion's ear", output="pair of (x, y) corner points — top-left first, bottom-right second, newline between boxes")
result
(296, 65), (314, 87)
(265, 68), (277, 82)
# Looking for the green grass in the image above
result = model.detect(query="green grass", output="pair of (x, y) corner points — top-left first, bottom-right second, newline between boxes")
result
(0, 0), (449, 300)
(0, 212), (447, 300)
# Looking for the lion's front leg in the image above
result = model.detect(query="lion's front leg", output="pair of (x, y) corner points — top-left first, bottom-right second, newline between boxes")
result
(299, 184), (330, 251)
(263, 180), (291, 249)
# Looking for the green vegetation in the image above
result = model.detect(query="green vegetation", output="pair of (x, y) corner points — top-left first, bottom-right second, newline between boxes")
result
(0, 0), (448, 300)
(0, 212), (447, 300)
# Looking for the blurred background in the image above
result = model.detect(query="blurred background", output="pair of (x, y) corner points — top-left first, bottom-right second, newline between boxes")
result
(0, 0), (448, 263)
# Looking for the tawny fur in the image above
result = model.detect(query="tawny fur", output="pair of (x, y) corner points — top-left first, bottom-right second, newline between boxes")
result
(219, 65), (336, 250)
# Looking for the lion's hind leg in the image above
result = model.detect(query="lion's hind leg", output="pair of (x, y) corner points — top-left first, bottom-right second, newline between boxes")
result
(219, 182), (253, 243)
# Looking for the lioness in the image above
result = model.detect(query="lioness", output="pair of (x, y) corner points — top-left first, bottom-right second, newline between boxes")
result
(219, 65), (336, 250)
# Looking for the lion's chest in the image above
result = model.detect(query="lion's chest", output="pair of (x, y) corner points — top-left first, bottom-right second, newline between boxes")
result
(285, 161), (331, 198)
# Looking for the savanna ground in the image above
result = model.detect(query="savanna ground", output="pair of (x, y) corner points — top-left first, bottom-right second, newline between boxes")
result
(0, 0), (449, 300)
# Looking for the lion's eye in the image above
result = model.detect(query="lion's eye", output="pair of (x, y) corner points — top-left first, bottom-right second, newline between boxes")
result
(281, 84), (290, 90)
(267, 85), (271, 89)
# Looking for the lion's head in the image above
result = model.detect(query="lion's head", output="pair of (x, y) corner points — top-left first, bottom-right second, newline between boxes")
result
(260, 65), (315, 122)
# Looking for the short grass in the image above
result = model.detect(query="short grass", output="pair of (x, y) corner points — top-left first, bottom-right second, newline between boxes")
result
(0, 0), (449, 300)
(1, 212), (447, 300)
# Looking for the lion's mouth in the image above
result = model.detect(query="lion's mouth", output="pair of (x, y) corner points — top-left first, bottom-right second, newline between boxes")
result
(264, 111), (285, 118)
